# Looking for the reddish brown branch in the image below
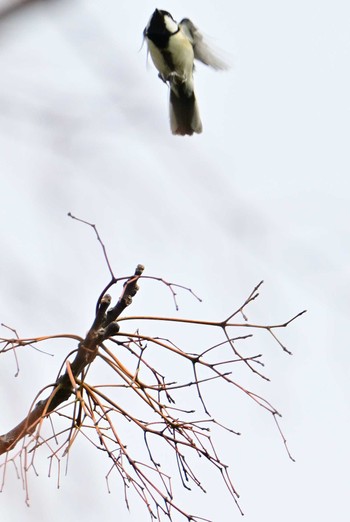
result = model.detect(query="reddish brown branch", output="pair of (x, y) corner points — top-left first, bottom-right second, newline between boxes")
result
(0, 273), (303, 521)
(0, 265), (143, 455)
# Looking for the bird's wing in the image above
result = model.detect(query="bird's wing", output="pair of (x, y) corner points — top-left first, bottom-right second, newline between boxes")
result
(179, 18), (229, 70)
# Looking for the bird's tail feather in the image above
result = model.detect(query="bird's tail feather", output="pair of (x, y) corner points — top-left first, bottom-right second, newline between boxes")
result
(169, 84), (202, 136)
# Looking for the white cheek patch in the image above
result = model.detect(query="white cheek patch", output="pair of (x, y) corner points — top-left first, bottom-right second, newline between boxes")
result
(164, 15), (179, 34)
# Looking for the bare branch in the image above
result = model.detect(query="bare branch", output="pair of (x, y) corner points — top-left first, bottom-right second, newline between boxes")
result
(0, 265), (143, 455)
(68, 212), (115, 279)
(0, 270), (304, 520)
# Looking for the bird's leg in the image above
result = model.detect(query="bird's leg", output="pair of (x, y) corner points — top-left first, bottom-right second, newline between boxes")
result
(158, 73), (168, 84)
(167, 71), (186, 84)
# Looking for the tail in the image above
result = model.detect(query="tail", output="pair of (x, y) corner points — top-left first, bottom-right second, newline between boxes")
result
(169, 83), (202, 136)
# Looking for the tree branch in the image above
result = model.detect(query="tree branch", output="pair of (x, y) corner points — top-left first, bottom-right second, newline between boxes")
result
(0, 265), (143, 454)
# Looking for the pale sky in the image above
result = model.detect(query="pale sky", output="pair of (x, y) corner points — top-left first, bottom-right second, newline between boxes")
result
(1, 1), (350, 521)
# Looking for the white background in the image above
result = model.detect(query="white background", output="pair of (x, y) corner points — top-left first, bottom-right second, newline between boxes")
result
(0, 1), (349, 521)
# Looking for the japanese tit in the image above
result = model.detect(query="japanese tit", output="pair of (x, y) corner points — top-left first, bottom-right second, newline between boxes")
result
(144, 9), (228, 136)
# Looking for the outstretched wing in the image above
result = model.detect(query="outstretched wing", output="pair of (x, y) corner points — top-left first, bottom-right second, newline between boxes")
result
(179, 18), (229, 70)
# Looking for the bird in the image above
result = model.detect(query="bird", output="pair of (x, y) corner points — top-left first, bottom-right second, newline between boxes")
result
(144, 9), (228, 136)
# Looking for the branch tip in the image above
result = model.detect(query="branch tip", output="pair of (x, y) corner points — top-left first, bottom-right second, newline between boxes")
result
(135, 264), (145, 275)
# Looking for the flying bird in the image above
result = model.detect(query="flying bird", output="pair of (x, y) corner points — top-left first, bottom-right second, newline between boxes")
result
(144, 9), (228, 136)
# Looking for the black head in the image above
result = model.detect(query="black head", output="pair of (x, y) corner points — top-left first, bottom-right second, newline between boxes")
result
(144, 9), (179, 48)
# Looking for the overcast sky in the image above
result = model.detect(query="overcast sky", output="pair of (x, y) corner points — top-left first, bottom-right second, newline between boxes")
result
(1, 1), (350, 521)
